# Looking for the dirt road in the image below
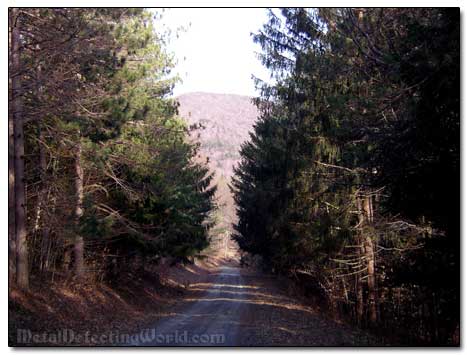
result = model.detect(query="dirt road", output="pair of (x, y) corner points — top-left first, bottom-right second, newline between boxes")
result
(129, 261), (377, 346)
(130, 265), (245, 346)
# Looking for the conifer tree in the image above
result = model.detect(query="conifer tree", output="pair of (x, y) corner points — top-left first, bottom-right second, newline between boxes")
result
(233, 8), (459, 342)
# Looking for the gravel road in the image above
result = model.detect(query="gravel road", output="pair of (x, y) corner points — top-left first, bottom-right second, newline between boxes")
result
(130, 263), (377, 346)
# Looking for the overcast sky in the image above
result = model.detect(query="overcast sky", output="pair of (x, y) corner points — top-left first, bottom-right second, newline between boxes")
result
(156, 8), (270, 97)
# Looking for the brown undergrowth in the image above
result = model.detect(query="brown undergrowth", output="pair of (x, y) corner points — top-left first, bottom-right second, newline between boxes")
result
(9, 257), (222, 346)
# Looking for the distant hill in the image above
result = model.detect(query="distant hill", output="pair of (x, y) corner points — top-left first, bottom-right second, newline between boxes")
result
(176, 92), (259, 250)
(177, 92), (259, 178)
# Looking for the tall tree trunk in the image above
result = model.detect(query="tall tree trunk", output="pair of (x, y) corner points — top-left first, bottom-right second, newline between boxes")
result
(364, 235), (377, 325)
(9, 11), (16, 286)
(9, 112), (16, 285)
(37, 126), (52, 272)
(355, 235), (364, 325)
(11, 8), (29, 290)
(35, 127), (47, 231)
(356, 273), (364, 325)
(73, 141), (84, 278)
(362, 194), (377, 325)
(355, 196), (365, 325)
(33, 63), (44, 234)
(32, 62), (52, 273)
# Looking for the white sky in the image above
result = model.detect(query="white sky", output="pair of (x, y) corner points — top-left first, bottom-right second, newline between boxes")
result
(155, 8), (271, 97)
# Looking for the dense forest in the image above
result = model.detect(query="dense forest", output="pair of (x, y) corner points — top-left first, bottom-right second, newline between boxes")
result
(232, 8), (459, 345)
(8, 7), (460, 347)
(9, 8), (216, 288)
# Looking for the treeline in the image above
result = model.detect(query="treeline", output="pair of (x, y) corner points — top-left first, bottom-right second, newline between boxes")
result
(233, 8), (459, 345)
(9, 9), (215, 289)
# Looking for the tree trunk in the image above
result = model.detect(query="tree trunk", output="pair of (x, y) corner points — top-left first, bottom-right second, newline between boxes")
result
(37, 127), (52, 272)
(363, 195), (374, 224)
(355, 235), (364, 326)
(63, 247), (72, 271)
(362, 194), (377, 325)
(8, 10), (16, 285)
(364, 235), (377, 325)
(356, 273), (364, 325)
(355, 197), (365, 325)
(356, 193), (378, 326)
(32, 63), (52, 273)
(11, 8), (29, 290)
(33, 64), (44, 234)
(73, 141), (85, 278)
(9, 113), (16, 285)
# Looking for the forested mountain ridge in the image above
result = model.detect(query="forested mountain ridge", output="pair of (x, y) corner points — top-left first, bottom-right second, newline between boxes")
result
(177, 92), (258, 177)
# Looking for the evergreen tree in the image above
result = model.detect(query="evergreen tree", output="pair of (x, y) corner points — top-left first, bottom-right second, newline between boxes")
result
(233, 8), (459, 343)
(9, 8), (216, 284)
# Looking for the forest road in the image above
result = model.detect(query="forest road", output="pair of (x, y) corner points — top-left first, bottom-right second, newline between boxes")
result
(130, 262), (377, 346)
(130, 264), (245, 346)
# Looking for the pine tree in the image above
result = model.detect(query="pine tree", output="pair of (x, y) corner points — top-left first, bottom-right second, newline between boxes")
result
(234, 8), (459, 342)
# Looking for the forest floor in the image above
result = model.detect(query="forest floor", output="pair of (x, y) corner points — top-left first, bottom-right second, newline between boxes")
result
(8, 259), (210, 346)
(9, 256), (381, 346)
